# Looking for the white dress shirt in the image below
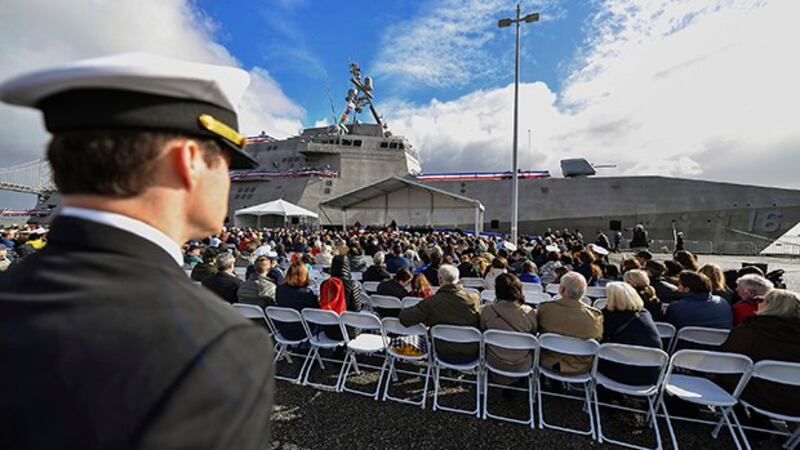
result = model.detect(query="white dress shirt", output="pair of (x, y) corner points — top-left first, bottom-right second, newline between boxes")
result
(59, 207), (184, 266)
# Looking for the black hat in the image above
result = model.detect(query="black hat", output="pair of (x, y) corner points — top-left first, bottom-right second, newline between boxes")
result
(0, 52), (257, 170)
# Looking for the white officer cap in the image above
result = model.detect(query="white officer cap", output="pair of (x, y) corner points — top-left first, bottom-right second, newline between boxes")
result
(0, 52), (258, 169)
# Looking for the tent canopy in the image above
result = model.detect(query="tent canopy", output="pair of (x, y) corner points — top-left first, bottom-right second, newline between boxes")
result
(234, 199), (318, 219)
(319, 176), (484, 232)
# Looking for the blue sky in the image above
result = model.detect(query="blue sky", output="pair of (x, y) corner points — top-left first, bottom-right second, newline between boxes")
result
(196, 0), (597, 129)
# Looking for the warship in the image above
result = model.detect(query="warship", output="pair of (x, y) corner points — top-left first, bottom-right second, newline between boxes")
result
(29, 64), (800, 255)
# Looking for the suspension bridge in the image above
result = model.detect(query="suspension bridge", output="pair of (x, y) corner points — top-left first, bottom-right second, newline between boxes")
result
(0, 159), (54, 194)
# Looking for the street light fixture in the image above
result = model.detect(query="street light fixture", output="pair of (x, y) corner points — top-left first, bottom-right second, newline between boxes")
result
(498, 3), (539, 245)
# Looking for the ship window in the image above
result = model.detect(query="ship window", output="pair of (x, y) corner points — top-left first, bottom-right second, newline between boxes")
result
(460, 189), (466, 194)
(353, 140), (362, 147)
(324, 188), (331, 194)
(246, 194), (253, 200)
(389, 142), (398, 149)
(540, 187), (549, 194)
(380, 142), (389, 148)
(342, 139), (352, 146)
(234, 194), (240, 200)
(399, 143), (405, 149)
(325, 180), (333, 186)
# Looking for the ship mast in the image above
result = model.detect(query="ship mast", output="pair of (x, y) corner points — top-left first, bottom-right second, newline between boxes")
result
(335, 63), (387, 136)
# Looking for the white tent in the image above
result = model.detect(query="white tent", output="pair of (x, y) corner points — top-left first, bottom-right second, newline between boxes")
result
(234, 199), (319, 228)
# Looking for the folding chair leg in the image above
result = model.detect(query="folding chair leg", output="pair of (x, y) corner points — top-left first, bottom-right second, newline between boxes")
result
(785, 427), (800, 449)
(432, 365), (441, 412)
(659, 396), (679, 450)
(729, 408), (751, 450)
(593, 385), (604, 444)
(381, 358), (395, 401)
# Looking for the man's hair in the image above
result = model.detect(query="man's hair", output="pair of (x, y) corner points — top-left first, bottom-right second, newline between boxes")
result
(254, 257), (270, 275)
(559, 271), (587, 301)
(736, 273), (773, 297)
(678, 270), (712, 294)
(644, 260), (666, 277)
(373, 251), (385, 266)
(522, 260), (537, 274)
(47, 130), (223, 197)
(438, 264), (459, 286)
(395, 268), (413, 283)
(215, 252), (235, 271)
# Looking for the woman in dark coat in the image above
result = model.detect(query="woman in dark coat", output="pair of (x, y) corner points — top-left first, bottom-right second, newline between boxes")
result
(720, 289), (800, 422)
(598, 282), (662, 386)
(274, 262), (318, 340)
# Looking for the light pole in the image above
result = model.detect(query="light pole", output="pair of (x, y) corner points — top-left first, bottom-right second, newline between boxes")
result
(499, 4), (539, 245)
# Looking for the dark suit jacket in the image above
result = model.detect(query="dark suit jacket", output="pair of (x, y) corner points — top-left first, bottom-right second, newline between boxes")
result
(202, 271), (243, 304)
(0, 216), (273, 450)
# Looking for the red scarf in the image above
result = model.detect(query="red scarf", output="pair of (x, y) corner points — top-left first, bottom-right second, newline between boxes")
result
(319, 277), (346, 314)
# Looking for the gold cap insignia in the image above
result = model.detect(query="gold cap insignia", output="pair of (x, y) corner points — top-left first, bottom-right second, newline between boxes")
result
(198, 114), (246, 148)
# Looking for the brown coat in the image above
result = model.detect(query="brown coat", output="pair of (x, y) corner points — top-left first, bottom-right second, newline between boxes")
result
(399, 283), (480, 362)
(480, 301), (537, 383)
(537, 298), (604, 374)
(720, 315), (800, 416)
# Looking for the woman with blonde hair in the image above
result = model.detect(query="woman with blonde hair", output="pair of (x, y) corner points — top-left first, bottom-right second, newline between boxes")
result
(698, 263), (733, 303)
(721, 289), (800, 435)
(598, 282), (662, 385)
(623, 269), (663, 321)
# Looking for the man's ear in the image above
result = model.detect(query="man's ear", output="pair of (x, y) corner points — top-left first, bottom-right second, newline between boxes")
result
(172, 139), (202, 189)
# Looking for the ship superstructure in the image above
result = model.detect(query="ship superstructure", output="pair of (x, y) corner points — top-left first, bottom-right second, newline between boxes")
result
(18, 63), (800, 255)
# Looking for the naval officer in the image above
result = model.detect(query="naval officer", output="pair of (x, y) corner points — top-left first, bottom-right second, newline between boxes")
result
(0, 53), (273, 449)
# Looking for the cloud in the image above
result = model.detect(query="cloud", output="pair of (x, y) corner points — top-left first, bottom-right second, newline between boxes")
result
(372, 0), (561, 89)
(0, 0), (304, 166)
(384, 0), (800, 190)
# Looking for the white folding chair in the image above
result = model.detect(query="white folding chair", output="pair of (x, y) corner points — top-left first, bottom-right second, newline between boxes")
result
(591, 343), (670, 450)
(522, 282), (543, 293)
(265, 306), (312, 384)
(461, 277), (484, 289)
(524, 292), (552, 306)
(351, 271), (363, 281)
(480, 290), (496, 303)
(658, 350), (753, 450)
(586, 286), (607, 299)
(381, 318), (431, 408)
(300, 308), (347, 391)
(368, 294), (402, 316)
(401, 296), (423, 309)
(670, 326), (730, 353)
(593, 298), (607, 310)
(546, 283), (560, 295)
(234, 267), (247, 278)
(482, 330), (539, 427)
(339, 312), (389, 399)
(738, 360), (800, 449)
(655, 322), (677, 353)
(430, 325), (483, 417)
(232, 303), (270, 330)
(536, 333), (600, 439)
(362, 281), (380, 294)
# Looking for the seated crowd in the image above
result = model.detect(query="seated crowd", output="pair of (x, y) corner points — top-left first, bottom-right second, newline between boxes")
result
(8, 222), (799, 440)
